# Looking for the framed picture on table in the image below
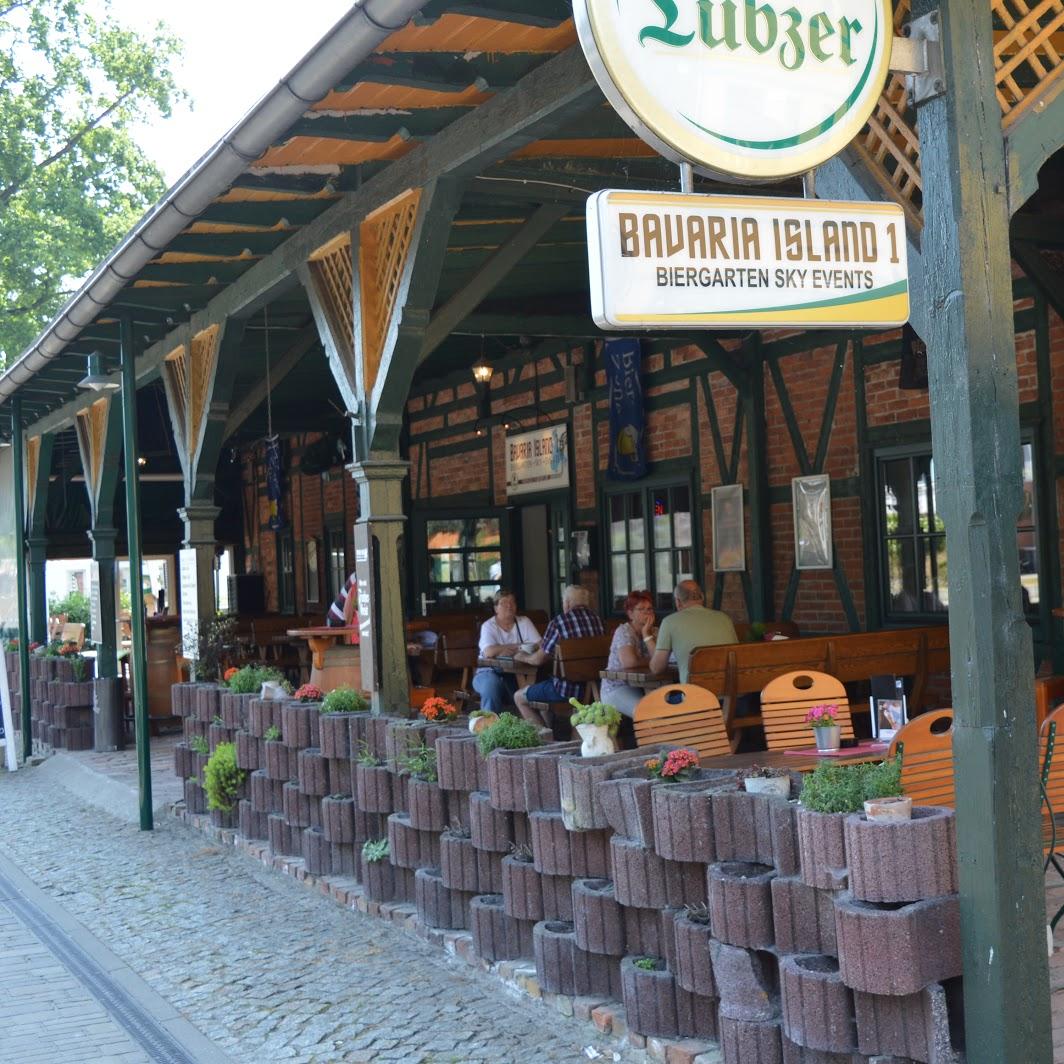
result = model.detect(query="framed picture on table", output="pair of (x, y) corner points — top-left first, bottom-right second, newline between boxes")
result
(792, 474), (833, 570)
(870, 674), (908, 741)
(711, 484), (745, 572)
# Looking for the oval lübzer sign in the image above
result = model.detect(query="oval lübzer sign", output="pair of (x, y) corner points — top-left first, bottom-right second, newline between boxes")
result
(573, 0), (894, 181)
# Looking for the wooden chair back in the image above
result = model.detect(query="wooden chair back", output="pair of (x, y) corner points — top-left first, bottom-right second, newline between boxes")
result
(1039, 705), (1064, 848)
(633, 684), (731, 759)
(436, 629), (481, 706)
(61, 622), (86, 650)
(887, 708), (955, 808)
(1036, 675), (1064, 729)
(759, 670), (854, 750)
(555, 634), (613, 701)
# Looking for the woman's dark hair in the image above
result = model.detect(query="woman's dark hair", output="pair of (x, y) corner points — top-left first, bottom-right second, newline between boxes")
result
(624, 590), (653, 614)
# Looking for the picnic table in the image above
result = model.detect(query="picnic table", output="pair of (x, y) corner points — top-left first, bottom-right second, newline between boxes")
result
(599, 666), (679, 691)
(478, 655), (542, 689)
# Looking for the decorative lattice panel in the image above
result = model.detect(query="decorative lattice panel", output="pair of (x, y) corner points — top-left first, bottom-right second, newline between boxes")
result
(359, 188), (422, 397)
(163, 344), (188, 444)
(308, 233), (355, 371)
(994, 0), (1064, 126)
(188, 325), (220, 451)
(75, 398), (111, 503)
(25, 435), (40, 520)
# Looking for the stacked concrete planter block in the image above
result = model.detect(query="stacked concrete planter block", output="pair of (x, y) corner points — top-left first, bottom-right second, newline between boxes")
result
(713, 789), (779, 866)
(779, 954), (857, 1054)
(439, 830), (482, 893)
(406, 776), (447, 832)
(321, 795), (356, 843)
(619, 956), (718, 1041)
(558, 745), (674, 831)
(571, 878), (626, 957)
(530, 812), (611, 878)
(208, 722), (235, 753)
(670, 909), (717, 998)
(283, 781), (322, 830)
(652, 779), (735, 864)
(610, 836), (708, 909)
(487, 747), (541, 812)
(385, 719), (430, 772)
(220, 690), (255, 730)
(718, 1014), (784, 1064)
(711, 939), (781, 1023)
(387, 812), (440, 871)
(795, 808), (849, 890)
(235, 731), (262, 772)
(318, 711), (365, 760)
(415, 867), (473, 930)
(362, 857), (398, 902)
(302, 826), (332, 876)
(469, 790), (513, 852)
(708, 862), (777, 950)
(184, 777), (207, 814)
(522, 742), (581, 812)
(435, 734), (487, 793)
(771, 876), (838, 957)
(533, 920), (621, 999)
(469, 894), (534, 962)
(853, 980), (963, 1062)
(501, 853), (573, 922)
(297, 748), (330, 798)
(238, 798), (269, 840)
(281, 701), (321, 750)
(250, 771), (285, 815)
(248, 697), (284, 739)
(195, 684), (224, 724)
(354, 761), (394, 814)
(264, 740), (297, 782)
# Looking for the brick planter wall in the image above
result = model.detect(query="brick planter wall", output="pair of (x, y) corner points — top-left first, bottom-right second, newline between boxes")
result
(571, 878), (625, 957)
(795, 808), (848, 890)
(619, 956), (718, 1041)
(406, 777), (448, 832)
(354, 762), (394, 813)
(610, 836), (708, 909)
(415, 867), (473, 930)
(530, 812), (611, 878)
(469, 790), (513, 851)
(707, 862), (777, 950)
(297, 748), (330, 797)
(321, 795), (356, 843)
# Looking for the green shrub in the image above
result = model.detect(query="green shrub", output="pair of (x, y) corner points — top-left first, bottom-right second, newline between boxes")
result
(362, 838), (389, 863)
(799, 757), (904, 814)
(633, 957), (660, 971)
(321, 686), (367, 715)
(49, 591), (90, 634)
(263, 725), (281, 742)
(476, 712), (543, 756)
(227, 665), (283, 694)
(401, 743), (437, 783)
(189, 735), (209, 756)
(203, 742), (245, 812)
(568, 698), (622, 737)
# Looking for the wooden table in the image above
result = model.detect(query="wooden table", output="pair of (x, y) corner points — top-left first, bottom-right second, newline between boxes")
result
(478, 655), (541, 689)
(287, 626), (361, 692)
(600, 667), (679, 691)
(701, 744), (889, 773)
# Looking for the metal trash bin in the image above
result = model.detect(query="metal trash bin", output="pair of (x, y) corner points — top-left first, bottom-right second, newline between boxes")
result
(94, 676), (123, 752)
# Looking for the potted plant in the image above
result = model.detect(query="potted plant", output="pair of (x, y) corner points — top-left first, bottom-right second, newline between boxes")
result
(806, 702), (841, 751)
(861, 755), (910, 822)
(468, 708), (498, 735)
(477, 713), (544, 810)
(645, 748), (701, 782)
(419, 695), (459, 724)
(293, 683), (323, 704)
(203, 740), (246, 828)
(568, 697), (622, 757)
(476, 712), (543, 756)
(738, 764), (792, 798)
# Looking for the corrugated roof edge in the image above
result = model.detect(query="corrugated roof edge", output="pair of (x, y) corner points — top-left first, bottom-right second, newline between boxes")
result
(0, 0), (430, 409)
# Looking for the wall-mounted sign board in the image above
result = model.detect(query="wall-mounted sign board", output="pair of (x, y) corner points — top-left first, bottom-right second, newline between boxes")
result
(587, 190), (909, 329)
(505, 425), (570, 496)
(573, 0), (893, 180)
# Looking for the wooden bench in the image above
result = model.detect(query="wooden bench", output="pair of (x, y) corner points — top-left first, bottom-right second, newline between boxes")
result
(688, 626), (951, 749)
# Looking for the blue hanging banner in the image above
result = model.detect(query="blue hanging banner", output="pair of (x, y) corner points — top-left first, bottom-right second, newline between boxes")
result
(605, 338), (647, 481)
(265, 436), (285, 530)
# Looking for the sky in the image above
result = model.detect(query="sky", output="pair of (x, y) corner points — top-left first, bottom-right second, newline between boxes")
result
(104, 0), (356, 185)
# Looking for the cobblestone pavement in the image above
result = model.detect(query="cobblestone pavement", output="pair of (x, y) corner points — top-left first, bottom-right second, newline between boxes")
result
(0, 762), (645, 1064)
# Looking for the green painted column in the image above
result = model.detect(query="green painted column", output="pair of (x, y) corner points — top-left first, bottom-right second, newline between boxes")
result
(118, 316), (153, 831)
(918, 2), (1051, 1057)
(11, 398), (31, 761)
(350, 458), (410, 716)
(743, 340), (772, 622)
(26, 537), (48, 645)
(89, 528), (119, 681)
(178, 504), (220, 671)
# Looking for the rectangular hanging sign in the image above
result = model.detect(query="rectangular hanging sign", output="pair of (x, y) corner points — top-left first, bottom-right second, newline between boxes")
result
(505, 425), (570, 497)
(587, 191), (909, 330)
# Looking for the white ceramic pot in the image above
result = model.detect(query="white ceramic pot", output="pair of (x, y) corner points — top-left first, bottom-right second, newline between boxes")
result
(863, 795), (913, 822)
(261, 680), (288, 701)
(469, 712), (498, 735)
(743, 775), (791, 798)
(576, 722), (615, 758)
(813, 725), (841, 752)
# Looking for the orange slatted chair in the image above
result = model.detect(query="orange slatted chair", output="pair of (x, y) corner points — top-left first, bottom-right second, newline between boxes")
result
(633, 684), (731, 759)
(1035, 675), (1064, 729)
(759, 670), (854, 750)
(1039, 705), (1064, 928)
(887, 708), (955, 808)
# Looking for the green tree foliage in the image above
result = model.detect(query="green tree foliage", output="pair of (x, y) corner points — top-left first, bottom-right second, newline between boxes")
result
(0, 1), (183, 364)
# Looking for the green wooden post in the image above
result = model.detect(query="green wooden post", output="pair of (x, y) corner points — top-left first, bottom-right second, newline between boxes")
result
(25, 433), (54, 645)
(918, 2), (1051, 1057)
(743, 338), (772, 621)
(11, 398), (31, 761)
(119, 316), (153, 830)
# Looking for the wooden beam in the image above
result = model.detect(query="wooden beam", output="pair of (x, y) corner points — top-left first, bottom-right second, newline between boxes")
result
(419, 203), (568, 361)
(1006, 77), (1064, 216)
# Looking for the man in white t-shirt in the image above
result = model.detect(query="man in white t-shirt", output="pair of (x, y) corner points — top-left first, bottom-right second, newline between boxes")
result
(472, 588), (541, 711)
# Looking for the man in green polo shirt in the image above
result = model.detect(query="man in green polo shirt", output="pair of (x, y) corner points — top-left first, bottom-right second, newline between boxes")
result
(649, 579), (737, 682)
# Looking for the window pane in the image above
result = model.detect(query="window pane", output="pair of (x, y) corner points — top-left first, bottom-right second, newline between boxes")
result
(673, 485), (693, 548)
(652, 492), (672, 549)
(882, 459), (915, 537)
(430, 553), (464, 583)
(473, 518), (500, 547)
(1019, 530), (1039, 607)
(471, 585), (498, 605)
(655, 551), (673, 598)
(886, 538), (918, 613)
(916, 457), (940, 535)
(610, 495), (628, 551)
(631, 551), (647, 594)
(920, 536), (948, 611)
(427, 520), (465, 549)
(466, 551), (501, 582)
(612, 555), (629, 605)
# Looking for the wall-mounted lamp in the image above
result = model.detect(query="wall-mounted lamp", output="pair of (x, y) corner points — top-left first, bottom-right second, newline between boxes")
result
(137, 456), (148, 468)
(471, 358), (493, 385)
(77, 351), (119, 392)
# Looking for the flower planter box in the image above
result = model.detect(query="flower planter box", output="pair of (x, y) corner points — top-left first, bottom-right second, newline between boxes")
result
(264, 740), (296, 782)
(529, 812), (611, 878)
(620, 956), (717, 1041)
(282, 702), (321, 750)
(571, 878), (625, 957)
(671, 909), (716, 998)
(318, 711), (366, 759)
(853, 981), (963, 1062)
(651, 778), (736, 864)
(235, 731), (261, 772)
(844, 806), (958, 904)
(533, 920), (620, 998)
(302, 826), (332, 876)
(770, 876), (837, 958)
(523, 741), (581, 812)
(406, 777), (447, 832)
(362, 859), (398, 902)
(469, 894), (534, 963)
(610, 836), (708, 909)
(469, 790), (513, 852)
(208, 723), (233, 753)
(220, 691), (254, 729)
(268, 813), (301, 856)
(436, 735), (484, 793)
(440, 832), (480, 892)
(248, 698), (284, 739)
(321, 795), (356, 844)
(415, 867), (473, 930)
(834, 893), (962, 996)
(354, 762), (394, 814)
(795, 808), (849, 890)
(708, 862), (777, 950)
(558, 744), (674, 831)
(238, 799), (268, 841)
(487, 747), (539, 812)
(387, 813), (440, 870)
(779, 954), (857, 1053)
(710, 940), (781, 1022)
(718, 1014), (784, 1064)
(297, 748), (330, 797)
(385, 719), (431, 771)
(501, 854), (573, 922)
(282, 781), (322, 830)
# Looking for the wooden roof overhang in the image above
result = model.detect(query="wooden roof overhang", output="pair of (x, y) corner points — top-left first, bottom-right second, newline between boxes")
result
(1, 0), (1063, 452)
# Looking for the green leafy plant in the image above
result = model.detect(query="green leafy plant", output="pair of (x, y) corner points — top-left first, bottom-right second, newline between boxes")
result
(508, 842), (534, 863)
(263, 725), (282, 743)
(633, 957), (660, 971)
(203, 742), (245, 813)
(322, 686), (368, 715)
(362, 838), (390, 863)
(568, 698), (623, 737)
(69, 654), (88, 682)
(400, 742), (438, 783)
(446, 821), (471, 840)
(357, 740), (383, 767)
(476, 712), (543, 756)
(48, 590), (90, 633)
(188, 735), (209, 756)
(747, 621), (767, 642)
(469, 709), (495, 719)
(227, 665), (283, 695)
(211, 715), (225, 727)
(799, 757), (904, 814)
(683, 902), (712, 925)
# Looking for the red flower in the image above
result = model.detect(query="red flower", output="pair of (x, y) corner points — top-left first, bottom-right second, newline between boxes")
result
(223, 667), (240, 682)
(294, 683), (324, 703)
(660, 749), (699, 779)
(59, 644), (79, 657)
(419, 697), (458, 723)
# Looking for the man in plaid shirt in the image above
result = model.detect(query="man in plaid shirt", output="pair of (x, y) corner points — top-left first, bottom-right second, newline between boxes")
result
(513, 585), (604, 726)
